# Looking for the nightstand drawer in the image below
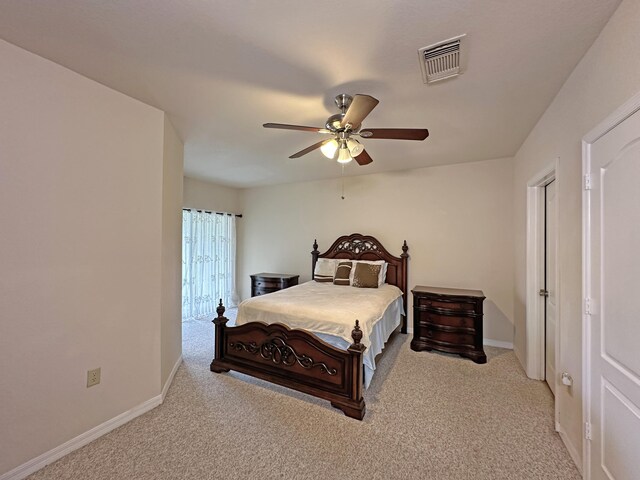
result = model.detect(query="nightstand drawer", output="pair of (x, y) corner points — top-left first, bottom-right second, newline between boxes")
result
(416, 311), (475, 330)
(250, 273), (299, 298)
(415, 296), (474, 311)
(253, 279), (282, 289)
(417, 326), (475, 348)
(252, 287), (278, 297)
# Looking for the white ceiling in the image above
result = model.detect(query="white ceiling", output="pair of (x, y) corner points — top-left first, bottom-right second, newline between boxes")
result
(0, 0), (620, 187)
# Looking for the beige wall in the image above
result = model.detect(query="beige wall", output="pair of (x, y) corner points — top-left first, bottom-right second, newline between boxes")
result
(239, 157), (515, 344)
(512, 0), (640, 464)
(183, 176), (241, 214)
(161, 117), (184, 388)
(0, 39), (181, 475)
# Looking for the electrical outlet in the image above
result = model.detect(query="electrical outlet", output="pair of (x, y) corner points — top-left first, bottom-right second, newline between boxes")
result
(87, 368), (101, 387)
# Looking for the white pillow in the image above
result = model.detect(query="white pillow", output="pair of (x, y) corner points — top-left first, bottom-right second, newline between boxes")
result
(314, 258), (338, 282)
(349, 260), (387, 287)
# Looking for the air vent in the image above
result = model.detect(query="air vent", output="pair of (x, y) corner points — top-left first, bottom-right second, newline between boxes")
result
(418, 34), (466, 84)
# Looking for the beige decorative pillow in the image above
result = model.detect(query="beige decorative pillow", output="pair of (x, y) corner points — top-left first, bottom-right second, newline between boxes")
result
(314, 258), (337, 282)
(349, 260), (387, 286)
(352, 262), (382, 288)
(333, 261), (353, 286)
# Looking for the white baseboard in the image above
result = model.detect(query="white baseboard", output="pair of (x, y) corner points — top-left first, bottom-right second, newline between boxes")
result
(162, 355), (182, 401)
(483, 338), (514, 349)
(513, 346), (524, 364)
(2, 356), (183, 480)
(558, 426), (583, 475)
(0, 395), (162, 480)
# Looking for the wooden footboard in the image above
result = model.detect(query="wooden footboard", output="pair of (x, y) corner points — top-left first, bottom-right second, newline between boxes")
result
(210, 300), (367, 420)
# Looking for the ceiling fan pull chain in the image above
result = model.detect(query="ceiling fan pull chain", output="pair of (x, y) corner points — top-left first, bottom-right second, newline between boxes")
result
(341, 165), (346, 200)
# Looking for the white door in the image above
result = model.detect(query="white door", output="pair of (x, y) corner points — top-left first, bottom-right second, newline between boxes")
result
(545, 180), (557, 395)
(586, 109), (640, 479)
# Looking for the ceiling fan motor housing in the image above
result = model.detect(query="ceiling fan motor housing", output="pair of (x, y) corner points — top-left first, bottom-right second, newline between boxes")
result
(326, 94), (361, 132)
(325, 113), (346, 132)
(334, 93), (353, 112)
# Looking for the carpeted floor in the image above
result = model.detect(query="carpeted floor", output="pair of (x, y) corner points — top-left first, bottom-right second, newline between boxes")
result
(28, 312), (580, 479)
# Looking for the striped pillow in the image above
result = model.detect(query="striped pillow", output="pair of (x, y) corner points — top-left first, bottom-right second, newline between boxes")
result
(333, 261), (353, 286)
(314, 258), (337, 282)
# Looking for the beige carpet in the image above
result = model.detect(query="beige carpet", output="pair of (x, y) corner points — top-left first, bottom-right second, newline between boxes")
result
(29, 313), (580, 479)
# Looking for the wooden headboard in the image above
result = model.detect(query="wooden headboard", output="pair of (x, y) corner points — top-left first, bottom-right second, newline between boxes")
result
(311, 233), (409, 333)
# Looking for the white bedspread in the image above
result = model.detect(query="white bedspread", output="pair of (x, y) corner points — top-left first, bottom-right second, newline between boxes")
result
(236, 281), (404, 388)
(236, 281), (402, 348)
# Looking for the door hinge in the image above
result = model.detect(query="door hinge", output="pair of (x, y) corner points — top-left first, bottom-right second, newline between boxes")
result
(585, 297), (592, 315)
(584, 173), (592, 190)
(585, 422), (592, 440)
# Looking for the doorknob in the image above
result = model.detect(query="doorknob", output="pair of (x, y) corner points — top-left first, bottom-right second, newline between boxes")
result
(539, 289), (549, 297)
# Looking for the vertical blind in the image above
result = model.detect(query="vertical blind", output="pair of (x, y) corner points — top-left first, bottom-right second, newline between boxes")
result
(182, 210), (237, 320)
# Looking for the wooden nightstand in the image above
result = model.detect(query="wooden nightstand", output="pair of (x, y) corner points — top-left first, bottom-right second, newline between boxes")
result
(250, 273), (299, 297)
(410, 286), (486, 364)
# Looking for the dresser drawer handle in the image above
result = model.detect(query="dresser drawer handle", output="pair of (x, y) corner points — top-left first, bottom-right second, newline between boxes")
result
(256, 281), (262, 286)
(426, 330), (433, 338)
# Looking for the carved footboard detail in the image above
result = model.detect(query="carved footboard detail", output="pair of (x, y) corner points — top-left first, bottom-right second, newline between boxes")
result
(229, 338), (339, 376)
(210, 300), (366, 420)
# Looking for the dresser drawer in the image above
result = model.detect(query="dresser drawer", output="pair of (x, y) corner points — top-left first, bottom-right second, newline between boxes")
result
(417, 326), (476, 348)
(415, 310), (476, 330)
(415, 296), (474, 311)
(253, 278), (283, 289)
(252, 287), (278, 297)
(250, 273), (299, 298)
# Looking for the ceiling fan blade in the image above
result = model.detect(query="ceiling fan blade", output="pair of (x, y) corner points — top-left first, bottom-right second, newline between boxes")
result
(341, 94), (379, 130)
(263, 123), (329, 133)
(359, 128), (429, 140)
(354, 149), (373, 166)
(289, 139), (332, 159)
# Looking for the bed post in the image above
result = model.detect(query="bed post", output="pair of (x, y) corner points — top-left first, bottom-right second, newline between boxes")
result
(331, 320), (366, 420)
(311, 239), (319, 279)
(210, 299), (230, 373)
(400, 240), (409, 334)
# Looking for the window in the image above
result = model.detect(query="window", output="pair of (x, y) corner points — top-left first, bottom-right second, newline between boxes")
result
(182, 209), (237, 320)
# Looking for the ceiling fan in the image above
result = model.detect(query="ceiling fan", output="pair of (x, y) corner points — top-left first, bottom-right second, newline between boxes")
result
(263, 94), (429, 166)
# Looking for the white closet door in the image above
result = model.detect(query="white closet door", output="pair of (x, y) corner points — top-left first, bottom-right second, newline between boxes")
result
(586, 108), (640, 479)
(545, 180), (557, 395)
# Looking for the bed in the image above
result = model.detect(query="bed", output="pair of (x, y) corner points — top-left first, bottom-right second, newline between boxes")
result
(210, 233), (409, 420)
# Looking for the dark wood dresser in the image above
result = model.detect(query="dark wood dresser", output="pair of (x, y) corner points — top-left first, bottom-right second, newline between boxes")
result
(250, 273), (299, 297)
(411, 286), (486, 364)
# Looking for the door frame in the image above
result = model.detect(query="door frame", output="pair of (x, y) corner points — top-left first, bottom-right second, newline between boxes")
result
(582, 89), (640, 480)
(525, 160), (560, 398)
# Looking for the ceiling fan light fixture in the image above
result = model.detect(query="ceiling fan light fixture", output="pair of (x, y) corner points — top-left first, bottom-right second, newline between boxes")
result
(320, 139), (339, 159)
(346, 138), (364, 157)
(337, 145), (353, 164)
